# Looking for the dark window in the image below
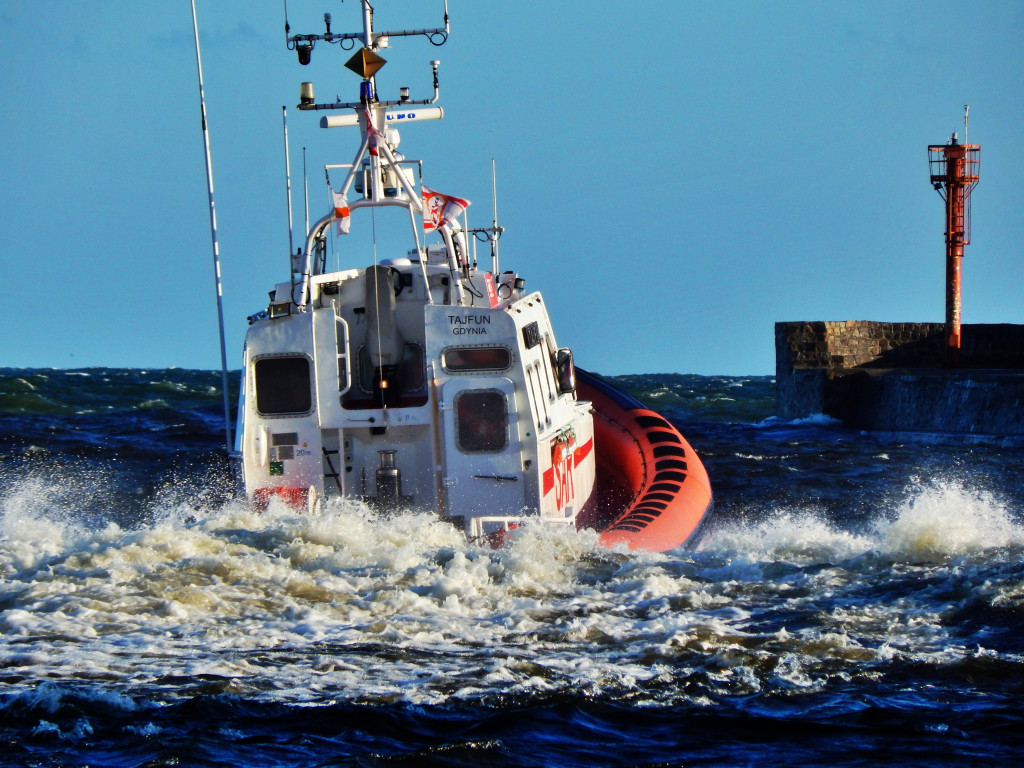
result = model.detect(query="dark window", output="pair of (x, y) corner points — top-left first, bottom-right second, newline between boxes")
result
(455, 390), (507, 453)
(443, 346), (512, 372)
(357, 343), (426, 393)
(254, 356), (312, 415)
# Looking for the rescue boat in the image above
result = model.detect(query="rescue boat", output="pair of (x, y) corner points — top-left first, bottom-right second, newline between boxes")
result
(228, 1), (712, 552)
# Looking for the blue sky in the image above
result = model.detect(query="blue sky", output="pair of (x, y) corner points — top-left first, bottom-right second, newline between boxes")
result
(2, 1), (1021, 376)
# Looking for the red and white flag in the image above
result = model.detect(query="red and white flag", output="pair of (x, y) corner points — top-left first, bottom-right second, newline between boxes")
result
(421, 185), (470, 232)
(332, 191), (351, 235)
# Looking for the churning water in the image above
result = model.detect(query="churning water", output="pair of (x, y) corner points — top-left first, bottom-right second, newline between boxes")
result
(2, 368), (1023, 766)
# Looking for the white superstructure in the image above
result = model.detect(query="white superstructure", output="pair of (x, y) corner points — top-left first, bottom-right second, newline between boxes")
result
(234, 1), (595, 542)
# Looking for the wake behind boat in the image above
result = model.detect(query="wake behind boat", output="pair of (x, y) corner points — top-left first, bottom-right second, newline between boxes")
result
(229, 1), (711, 551)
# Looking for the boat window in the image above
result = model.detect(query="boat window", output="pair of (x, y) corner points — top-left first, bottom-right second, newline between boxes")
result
(254, 356), (312, 415)
(356, 343), (426, 393)
(443, 346), (512, 373)
(455, 389), (508, 453)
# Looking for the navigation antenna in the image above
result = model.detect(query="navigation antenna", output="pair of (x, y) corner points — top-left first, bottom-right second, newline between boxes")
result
(190, 0), (233, 457)
(470, 160), (504, 276)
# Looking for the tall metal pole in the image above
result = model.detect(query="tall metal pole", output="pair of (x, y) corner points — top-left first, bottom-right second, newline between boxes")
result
(191, 0), (234, 454)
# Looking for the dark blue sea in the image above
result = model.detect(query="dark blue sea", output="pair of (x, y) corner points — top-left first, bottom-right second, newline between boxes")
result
(2, 367), (1024, 767)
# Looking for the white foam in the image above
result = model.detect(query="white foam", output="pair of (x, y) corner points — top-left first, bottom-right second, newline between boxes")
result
(1, 474), (1021, 708)
(707, 478), (1024, 567)
(709, 510), (873, 565)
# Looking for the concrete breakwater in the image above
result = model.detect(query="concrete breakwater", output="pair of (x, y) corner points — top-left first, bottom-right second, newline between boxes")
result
(775, 321), (1024, 434)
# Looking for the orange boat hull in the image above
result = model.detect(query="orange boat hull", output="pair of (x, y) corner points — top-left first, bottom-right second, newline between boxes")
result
(575, 369), (713, 552)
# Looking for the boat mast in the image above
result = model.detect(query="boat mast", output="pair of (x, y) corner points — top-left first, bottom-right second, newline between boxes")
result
(284, 0), (450, 304)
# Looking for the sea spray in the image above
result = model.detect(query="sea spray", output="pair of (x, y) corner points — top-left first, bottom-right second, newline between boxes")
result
(876, 478), (1024, 562)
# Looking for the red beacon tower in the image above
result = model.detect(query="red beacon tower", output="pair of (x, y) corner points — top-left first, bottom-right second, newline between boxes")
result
(928, 106), (980, 366)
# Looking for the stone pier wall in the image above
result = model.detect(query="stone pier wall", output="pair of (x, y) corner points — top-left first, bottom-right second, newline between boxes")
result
(775, 321), (1024, 434)
(777, 321), (1024, 372)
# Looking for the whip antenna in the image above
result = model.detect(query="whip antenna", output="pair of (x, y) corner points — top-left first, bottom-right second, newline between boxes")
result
(303, 147), (310, 238)
(282, 107), (295, 258)
(491, 158), (500, 275)
(190, 0), (233, 456)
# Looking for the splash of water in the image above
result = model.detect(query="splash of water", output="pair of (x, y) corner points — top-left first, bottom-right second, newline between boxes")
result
(875, 478), (1024, 562)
